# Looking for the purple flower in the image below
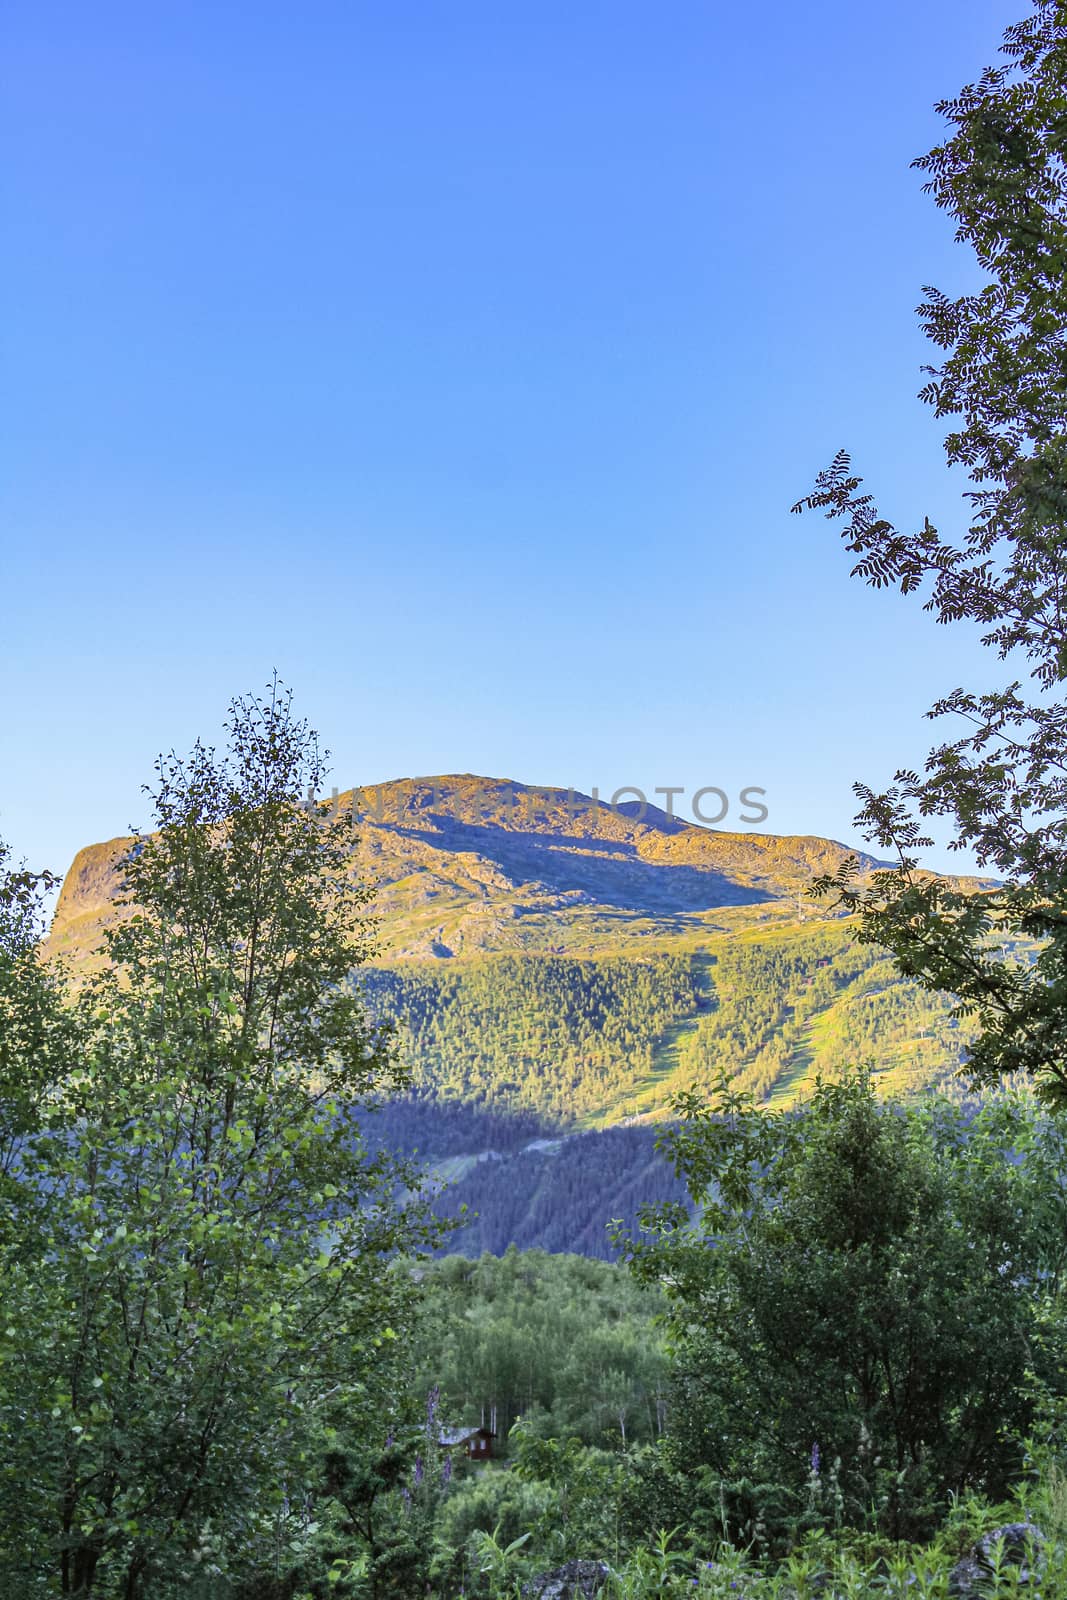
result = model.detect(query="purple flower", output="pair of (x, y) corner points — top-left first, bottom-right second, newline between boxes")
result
(442, 1454), (453, 1485)
(811, 1442), (821, 1476)
(414, 1454), (424, 1487)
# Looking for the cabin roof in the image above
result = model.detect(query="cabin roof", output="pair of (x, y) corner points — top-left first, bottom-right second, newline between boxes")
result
(437, 1425), (496, 1447)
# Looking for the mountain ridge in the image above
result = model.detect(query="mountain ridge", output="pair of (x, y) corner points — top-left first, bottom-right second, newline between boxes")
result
(47, 773), (885, 968)
(45, 774), (983, 1127)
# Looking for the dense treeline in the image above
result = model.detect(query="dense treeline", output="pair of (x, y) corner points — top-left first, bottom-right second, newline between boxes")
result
(354, 1100), (691, 1260)
(364, 954), (705, 1119)
(360, 1091), (562, 1156)
(362, 934), (967, 1123)
(427, 1125), (693, 1259)
(674, 932), (968, 1103)
(412, 1250), (670, 1448)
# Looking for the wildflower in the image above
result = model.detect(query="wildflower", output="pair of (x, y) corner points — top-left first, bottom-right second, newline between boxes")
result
(810, 1441), (821, 1476)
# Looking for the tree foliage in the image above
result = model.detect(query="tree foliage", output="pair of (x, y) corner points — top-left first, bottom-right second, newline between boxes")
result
(412, 1249), (669, 1450)
(0, 848), (76, 1201)
(0, 683), (435, 1597)
(624, 1073), (1067, 1543)
(793, 1), (1067, 1105)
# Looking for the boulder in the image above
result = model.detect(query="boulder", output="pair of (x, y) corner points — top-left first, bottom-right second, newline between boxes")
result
(521, 1559), (611, 1599)
(948, 1522), (1045, 1596)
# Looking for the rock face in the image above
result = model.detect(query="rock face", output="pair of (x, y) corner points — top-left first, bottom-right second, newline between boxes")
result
(521, 1559), (611, 1599)
(948, 1522), (1045, 1596)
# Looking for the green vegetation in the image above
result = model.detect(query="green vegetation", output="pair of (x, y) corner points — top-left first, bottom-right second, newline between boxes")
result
(366, 953), (704, 1121)
(285, 1082), (1067, 1598)
(669, 929), (965, 1106)
(627, 1074), (1067, 1543)
(411, 1250), (670, 1450)
(363, 929), (969, 1126)
(796, 0), (1067, 1109)
(0, 687), (435, 1596)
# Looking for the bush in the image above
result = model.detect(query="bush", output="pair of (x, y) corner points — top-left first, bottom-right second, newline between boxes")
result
(626, 1073), (1067, 1542)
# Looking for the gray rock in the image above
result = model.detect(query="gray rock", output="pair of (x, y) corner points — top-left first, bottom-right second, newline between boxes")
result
(948, 1554), (987, 1598)
(521, 1559), (611, 1599)
(948, 1522), (1045, 1596)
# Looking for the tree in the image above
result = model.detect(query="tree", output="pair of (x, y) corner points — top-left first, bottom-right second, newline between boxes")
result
(623, 1072), (1067, 1544)
(793, 1), (1067, 1105)
(0, 850), (88, 1577)
(0, 846), (78, 1203)
(0, 682), (436, 1597)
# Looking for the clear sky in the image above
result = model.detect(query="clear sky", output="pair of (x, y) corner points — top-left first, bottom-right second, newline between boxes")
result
(2, 0), (1022, 878)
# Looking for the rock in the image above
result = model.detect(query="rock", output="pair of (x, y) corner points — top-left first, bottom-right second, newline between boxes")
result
(948, 1522), (1045, 1596)
(947, 1554), (987, 1598)
(521, 1559), (611, 1599)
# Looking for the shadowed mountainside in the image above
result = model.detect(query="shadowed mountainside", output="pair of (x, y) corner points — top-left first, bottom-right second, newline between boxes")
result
(47, 774), (882, 968)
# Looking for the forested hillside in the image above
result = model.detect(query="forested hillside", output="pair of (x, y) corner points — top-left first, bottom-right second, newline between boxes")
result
(47, 775), (986, 1147)
(43, 773), (994, 1262)
(363, 954), (703, 1121)
(364, 924), (971, 1124)
(430, 1128), (692, 1259)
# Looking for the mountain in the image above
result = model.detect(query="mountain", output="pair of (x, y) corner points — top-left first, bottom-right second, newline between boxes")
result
(48, 775), (880, 962)
(46, 774), (974, 1128)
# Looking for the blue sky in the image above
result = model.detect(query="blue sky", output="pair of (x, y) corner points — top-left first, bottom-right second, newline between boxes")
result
(2, 0), (1021, 877)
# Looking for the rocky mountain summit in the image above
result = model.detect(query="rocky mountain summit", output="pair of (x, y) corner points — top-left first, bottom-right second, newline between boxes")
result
(47, 774), (880, 969)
